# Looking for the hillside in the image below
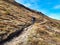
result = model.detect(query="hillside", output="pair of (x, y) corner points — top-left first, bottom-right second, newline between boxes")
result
(0, 0), (60, 45)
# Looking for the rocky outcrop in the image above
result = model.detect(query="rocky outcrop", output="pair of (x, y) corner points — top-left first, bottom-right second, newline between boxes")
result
(0, 0), (60, 45)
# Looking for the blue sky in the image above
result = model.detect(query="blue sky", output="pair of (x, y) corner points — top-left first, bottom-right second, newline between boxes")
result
(15, 0), (60, 20)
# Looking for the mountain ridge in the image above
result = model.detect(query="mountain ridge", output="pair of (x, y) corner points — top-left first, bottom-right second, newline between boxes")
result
(3, 0), (60, 21)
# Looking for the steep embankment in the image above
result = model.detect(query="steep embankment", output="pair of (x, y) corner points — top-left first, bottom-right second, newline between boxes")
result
(0, 0), (60, 45)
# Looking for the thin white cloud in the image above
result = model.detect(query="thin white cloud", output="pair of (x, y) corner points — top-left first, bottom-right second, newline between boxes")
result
(48, 13), (60, 20)
(54, 5), (60, 9)
(23, 3), (31, 7)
